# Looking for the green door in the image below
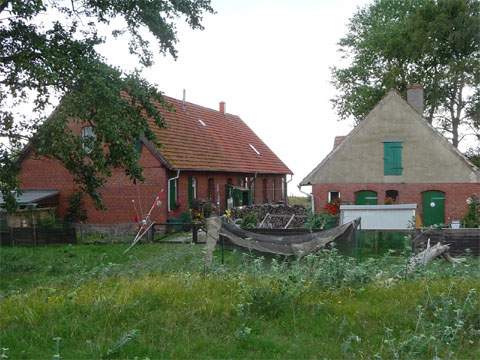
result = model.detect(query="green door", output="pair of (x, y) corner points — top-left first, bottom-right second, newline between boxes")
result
(355, 191), (378, 205)
(232, 188), (243, 207)
(422, 191), (445, 226)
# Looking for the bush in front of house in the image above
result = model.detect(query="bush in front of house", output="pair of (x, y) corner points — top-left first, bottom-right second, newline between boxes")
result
(304, 212), (339, 230)
(462, 195), (480, 228)
(240, 212), (258, 229)
(323, 199), (340, 215)
(190, 199), (215, 219)
(64, 191), (87, 223)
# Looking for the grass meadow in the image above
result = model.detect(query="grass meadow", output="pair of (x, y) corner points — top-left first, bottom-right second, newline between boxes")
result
(0, 242), (479, 359)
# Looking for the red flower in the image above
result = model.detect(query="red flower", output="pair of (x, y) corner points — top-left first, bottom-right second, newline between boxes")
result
(324, 199), (340, 215)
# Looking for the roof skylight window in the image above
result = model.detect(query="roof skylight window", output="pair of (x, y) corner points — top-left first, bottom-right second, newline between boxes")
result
(198, 119), (206, 127)
(249, 143), (260, 155)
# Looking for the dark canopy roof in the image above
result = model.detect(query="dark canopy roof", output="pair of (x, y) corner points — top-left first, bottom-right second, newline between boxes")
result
(0, 190), (59, 206)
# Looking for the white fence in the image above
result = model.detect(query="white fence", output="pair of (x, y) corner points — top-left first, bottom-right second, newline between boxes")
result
(340, 204), (417, 230)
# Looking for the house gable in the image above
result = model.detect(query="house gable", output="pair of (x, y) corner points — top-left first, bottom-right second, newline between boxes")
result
(301, 90), (480, 185)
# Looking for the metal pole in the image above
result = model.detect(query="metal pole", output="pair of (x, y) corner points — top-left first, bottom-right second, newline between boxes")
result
(221, 235), (225, 265)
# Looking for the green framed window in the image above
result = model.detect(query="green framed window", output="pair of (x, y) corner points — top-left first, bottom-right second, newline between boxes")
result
(384, 142), (403, 175)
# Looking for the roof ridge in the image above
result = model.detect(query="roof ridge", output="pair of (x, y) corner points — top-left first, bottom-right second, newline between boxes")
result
(162, 95), (240, 119)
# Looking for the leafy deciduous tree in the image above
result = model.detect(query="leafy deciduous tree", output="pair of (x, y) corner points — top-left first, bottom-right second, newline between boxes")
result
(0, 0), (214, 211)
(331, 0), (480, 148)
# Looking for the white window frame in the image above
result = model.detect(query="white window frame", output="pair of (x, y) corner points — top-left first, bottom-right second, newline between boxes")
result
(192, 177), (197, 199)
(81, 126), (96, 153)
(328, 191), (340, 203)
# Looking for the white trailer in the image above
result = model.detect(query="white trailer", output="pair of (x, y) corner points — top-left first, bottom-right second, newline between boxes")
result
(340, 204), (417, 230)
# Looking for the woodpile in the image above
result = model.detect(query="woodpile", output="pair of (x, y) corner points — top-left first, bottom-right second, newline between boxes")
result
(231, 204), (308, 229)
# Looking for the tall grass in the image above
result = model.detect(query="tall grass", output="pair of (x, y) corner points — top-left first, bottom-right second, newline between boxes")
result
(0, 244), (479, 359)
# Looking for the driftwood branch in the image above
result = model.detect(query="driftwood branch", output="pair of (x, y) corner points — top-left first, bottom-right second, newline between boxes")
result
(407, 239), (451, 272)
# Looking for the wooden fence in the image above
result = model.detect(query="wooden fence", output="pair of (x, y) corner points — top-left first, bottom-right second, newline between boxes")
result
(413, 229), (480, 256)
(0, 225), (76, 246)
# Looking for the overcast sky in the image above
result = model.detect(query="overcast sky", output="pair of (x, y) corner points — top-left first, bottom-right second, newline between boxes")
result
(96, 0), (372, 196)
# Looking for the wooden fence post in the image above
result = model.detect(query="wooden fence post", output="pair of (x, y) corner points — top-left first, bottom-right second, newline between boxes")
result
(32, 222), (37, 246)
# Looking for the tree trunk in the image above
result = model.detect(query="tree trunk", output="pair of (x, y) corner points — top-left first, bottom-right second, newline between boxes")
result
(452, 118), (460, 148)
(451, 80), (465, 148)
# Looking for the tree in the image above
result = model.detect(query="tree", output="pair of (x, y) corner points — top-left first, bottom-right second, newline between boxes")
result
(0, 0), (213, 211)
(331, 0), (480, 148)
(466, 146), (480, 167)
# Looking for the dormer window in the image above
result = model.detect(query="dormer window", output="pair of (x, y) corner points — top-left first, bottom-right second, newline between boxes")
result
(249, 143), (260, 155)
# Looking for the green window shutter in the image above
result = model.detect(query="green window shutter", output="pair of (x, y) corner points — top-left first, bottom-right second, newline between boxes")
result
(169, 179), (177, 210)
(384, 142), (403, 175)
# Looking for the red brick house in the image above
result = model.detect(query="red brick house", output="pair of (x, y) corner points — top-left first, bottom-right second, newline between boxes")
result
(300, 86), (480, 227)
(18, 95), (292, 225)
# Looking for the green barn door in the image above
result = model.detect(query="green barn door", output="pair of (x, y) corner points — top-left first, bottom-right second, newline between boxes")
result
(355, 191), (378, 205)
(422, 191), (445, 226)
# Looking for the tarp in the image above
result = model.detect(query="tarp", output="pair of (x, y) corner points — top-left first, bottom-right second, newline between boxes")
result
(220, 218), (360, 257)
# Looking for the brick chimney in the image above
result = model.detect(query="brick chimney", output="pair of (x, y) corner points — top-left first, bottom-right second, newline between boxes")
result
(407, 84), (424, 114)
(219, 101), (225, 114)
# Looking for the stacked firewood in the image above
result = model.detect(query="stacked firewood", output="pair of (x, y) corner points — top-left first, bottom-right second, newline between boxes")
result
(231, 204), (308, 228)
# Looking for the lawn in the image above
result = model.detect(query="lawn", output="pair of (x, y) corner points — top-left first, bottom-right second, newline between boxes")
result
(0, 242), (479, 359)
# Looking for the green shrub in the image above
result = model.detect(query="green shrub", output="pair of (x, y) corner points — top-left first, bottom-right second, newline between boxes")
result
(304, 212), (338, 230)
(37, 214), (62, 229)
(240, 212), (258, 229)
(190, 199), (214, 218)
(64, 191), (87, 223)
(179, 211), (192, 231)
(462, 195), (480, 228)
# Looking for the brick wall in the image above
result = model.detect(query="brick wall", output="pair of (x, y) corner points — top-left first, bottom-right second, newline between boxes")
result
(20, 147), (287, 224)
(169, 172), (287, 218)
(312, 183), (480, 224)
(19, 145), (168, 224)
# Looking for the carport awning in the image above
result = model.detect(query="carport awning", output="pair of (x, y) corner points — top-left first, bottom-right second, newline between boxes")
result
(0, 190), (59, 206)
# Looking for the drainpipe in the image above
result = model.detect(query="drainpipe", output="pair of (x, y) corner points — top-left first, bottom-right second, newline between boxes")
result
(252, 173), (257, 204)
(285, 174), (293, 204)
(167, 170), (180, 212)
(298, 184), (314, 213)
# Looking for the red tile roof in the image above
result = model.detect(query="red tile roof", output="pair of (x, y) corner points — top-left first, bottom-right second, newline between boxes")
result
(147, 96), (292, 174)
